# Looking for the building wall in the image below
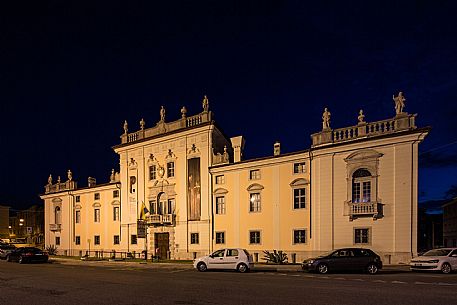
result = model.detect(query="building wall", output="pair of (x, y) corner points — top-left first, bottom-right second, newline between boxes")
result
(443, 199), (457, 247)
(0, 205), (9, 239)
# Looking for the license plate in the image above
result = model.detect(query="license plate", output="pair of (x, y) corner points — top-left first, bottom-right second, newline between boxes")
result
(35, 254), (43, 256)
(414, 263), (422, 266)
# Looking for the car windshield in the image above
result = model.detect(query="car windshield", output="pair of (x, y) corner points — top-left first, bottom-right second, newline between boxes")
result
(422, 249), (452, 257)
(317, 250), (335, 258)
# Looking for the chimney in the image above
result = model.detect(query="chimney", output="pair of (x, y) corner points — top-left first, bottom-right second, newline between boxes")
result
(230, 136), (245, 163)
(274, 141), (280, 156)
(88, 177), (96, 187)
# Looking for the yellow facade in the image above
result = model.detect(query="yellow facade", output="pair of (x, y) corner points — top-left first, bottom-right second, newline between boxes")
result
(41, 95), (429, 263)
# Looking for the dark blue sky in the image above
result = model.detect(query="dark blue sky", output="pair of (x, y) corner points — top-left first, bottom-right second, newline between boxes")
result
(1, 1), (456, 209)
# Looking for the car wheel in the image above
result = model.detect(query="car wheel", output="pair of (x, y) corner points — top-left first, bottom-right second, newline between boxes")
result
(367, 263), (378, 274)
(237, 263), (249, 273)
(18, 256), (23, 264)
(317, 263), (328, 274)
(6, 255), (11, 262)
(441, 263), (452, 274)
(197, 262), (207, 272)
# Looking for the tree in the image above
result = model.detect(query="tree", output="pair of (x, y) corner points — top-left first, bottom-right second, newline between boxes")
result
(445, 185), (457, 199)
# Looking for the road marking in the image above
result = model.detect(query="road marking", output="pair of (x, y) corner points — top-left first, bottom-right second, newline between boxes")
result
(170, 269), (189, 273)
(414, 282), (432, 285)
(291, 274), (301, 277)
(438, 282), (457, 286)
(372, 280), (386, 283)
(352, 279), (364, 282)
(391, 281), (407, 284)
(279, 273), (288, 276)
(334, 277), (346, 280)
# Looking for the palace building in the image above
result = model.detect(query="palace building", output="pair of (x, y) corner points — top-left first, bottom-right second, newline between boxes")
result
(40, 93), (429, 263)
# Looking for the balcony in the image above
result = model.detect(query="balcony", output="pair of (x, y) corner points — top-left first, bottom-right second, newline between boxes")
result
(49, 223), (61, 231)
(348, 202), (383, 220)
(147, 214), (175, 225)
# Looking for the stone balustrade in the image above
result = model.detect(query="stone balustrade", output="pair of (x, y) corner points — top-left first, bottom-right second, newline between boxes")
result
(49, 223), (61, 231)
(45, 181), (77, 194)
(147, 214), (175, 225)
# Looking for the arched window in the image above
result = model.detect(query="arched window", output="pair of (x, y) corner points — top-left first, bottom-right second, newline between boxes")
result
(55, 206), (61, 224)
(352, 169), (372, 203)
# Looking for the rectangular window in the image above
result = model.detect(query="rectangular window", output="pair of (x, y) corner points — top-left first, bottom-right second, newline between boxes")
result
(352, 183), (361, 203)
(94, 209), (100, 222)
(215, 232), (225, 244)
(149, 165), (156, 180)
(215, 175), (225, 184)
(114, 235), (120, 245)
(113, 190), (119, 198)
(131, 235), (137, 245)
(249, 231), (261, 244)
(293, 188), (306, 209)
(249, 193), (261, 212)
(167, 162), (175, 178)
(216, 196), (226, 215)
(75, 236), (80, 245)
(75, 196), (80, 202)
(94, 193), (100, 200)
(55, 236), (60, 245)
(354, 228), (370, 244)
(113, 207), (120, 221)
(249, 169), (260, 180)
(75, 210), (81, 223)
(293, 229), (306, 244)
(190, 233), (199, 244)
(94, 235), (100, 245)
(362, 182), (371, 202)
(167, 199), (175, 214)
(149, 201), (156, 215)
(293, 162), (306, 173)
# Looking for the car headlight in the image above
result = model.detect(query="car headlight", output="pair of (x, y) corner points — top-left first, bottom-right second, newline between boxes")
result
(308, 260), (314, 264)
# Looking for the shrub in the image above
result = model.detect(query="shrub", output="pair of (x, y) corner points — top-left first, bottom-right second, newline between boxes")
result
(262, 250), (288, 264)
(46, 244), (58, 255)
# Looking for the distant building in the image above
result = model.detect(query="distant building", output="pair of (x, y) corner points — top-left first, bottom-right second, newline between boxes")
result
(443, 198), (457, 247)
(8, 205), (45, 247)
(418, 205), (443, 251)
(41, 93), (429, 263)
(0, 205), (10, 239)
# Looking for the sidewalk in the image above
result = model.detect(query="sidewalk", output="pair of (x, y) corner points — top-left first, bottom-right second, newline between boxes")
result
(50, 256), (410, 273)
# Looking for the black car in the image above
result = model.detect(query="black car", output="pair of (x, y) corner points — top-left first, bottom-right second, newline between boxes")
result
(6, 247), (49, 264)
(302, 248), (382, 274)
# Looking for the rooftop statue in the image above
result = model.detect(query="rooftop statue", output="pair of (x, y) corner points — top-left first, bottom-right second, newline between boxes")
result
(322, 108), (331, 130)
(358, 109), (365, 124)
(202, 95), (209, 112)
(181, 106), (187, 118)
(140, 118), (145, 130)
(123, 120), (128, 134)
(160, 106), (166, 122)
(48, 174), (52, 185)
(393, 91), (406, 115)
(67, 169), (72, 181)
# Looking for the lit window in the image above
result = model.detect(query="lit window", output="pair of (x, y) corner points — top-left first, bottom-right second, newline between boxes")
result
(94, 209), (100, 222)
(216, 196), (226, 215)
(113, 207), (120, 221)
(249, 169), (260, 180)
(249, 231), (261, 244)
(191, 233), (199, 244)
(249, 193), (261, 212)
(354, 228), (370, 244)
(293, 229), (306, 244)
(293, 188), (306, 209)
(215, 175), (225, 184)
(167, 162), (175, 178)
(216, 232), (225, 244)
(293, 162), (306, 173)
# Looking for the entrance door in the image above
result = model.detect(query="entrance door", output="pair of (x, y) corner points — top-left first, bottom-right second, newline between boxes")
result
(154, 233), (169, 259)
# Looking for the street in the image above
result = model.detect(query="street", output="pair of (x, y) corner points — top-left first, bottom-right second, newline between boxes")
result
(1, 259), (456, 305)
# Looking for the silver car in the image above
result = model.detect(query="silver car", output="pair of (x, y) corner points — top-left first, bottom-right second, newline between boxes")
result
(410, 248), (457, 274)
(0, 244), (16, 259)
(193, 248), (254, 273)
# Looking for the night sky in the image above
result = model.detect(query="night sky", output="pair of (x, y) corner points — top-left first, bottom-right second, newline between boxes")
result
(1, 1), (456, 210)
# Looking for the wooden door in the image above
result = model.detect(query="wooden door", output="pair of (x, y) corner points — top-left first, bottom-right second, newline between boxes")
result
(154, 233), (169, 259)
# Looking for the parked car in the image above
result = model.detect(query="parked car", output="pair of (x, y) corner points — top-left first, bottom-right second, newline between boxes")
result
(6, 247), (49, 264)
(0, 244), (16, 259)
(410, 248), (457, 274)
(193, 248), (254, 273)
(302, 248), (382, 274)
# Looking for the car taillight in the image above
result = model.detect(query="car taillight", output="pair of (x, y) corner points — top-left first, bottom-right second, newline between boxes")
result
(24, 252), (34, 256)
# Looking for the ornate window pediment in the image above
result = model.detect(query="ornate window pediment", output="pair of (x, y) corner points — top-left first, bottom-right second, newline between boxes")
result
(289, 178), (309, 187)
(111, 200), (120, 206)
(213, 188), (228, 195)
(247, 183), (264, 192)
(93, 202), (101, 208)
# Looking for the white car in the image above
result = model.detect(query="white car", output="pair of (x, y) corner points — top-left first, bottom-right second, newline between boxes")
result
(410, 248), (457, 274)
(193, 248), (254, 273)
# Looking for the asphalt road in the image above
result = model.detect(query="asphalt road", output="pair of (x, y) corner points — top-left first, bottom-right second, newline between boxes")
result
(1, 260), (456, 305)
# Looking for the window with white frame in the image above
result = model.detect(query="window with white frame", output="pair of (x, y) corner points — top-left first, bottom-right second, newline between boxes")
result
(167, 199), (175, 214)
(190, 233), (199, 244)
(293, 162), (306, 173)
(216, 196), (226, 214)
(113, 206), (120, 221)
(167, 162), (175, 178)
(94, 208), (100, 222)
(55, 206), (61, 224)
(149, 165), (156, 180)
(75, 210), (81, 224)
(215, 175), (225, 184)
(293, 229), (306, 244)
(249, 193), (261, 212)
(354, 228), (370, 244)
(249, 231), (261, 244)
(215, 232), (225, 244)
(352, 169), (372, 203)
(293, 188), (306, 209)
(249, 169), (261, 180)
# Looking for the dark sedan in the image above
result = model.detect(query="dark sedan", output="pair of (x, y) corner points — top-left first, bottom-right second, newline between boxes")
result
(6, 247), (49, 264)
(302, 248), (382, 274)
